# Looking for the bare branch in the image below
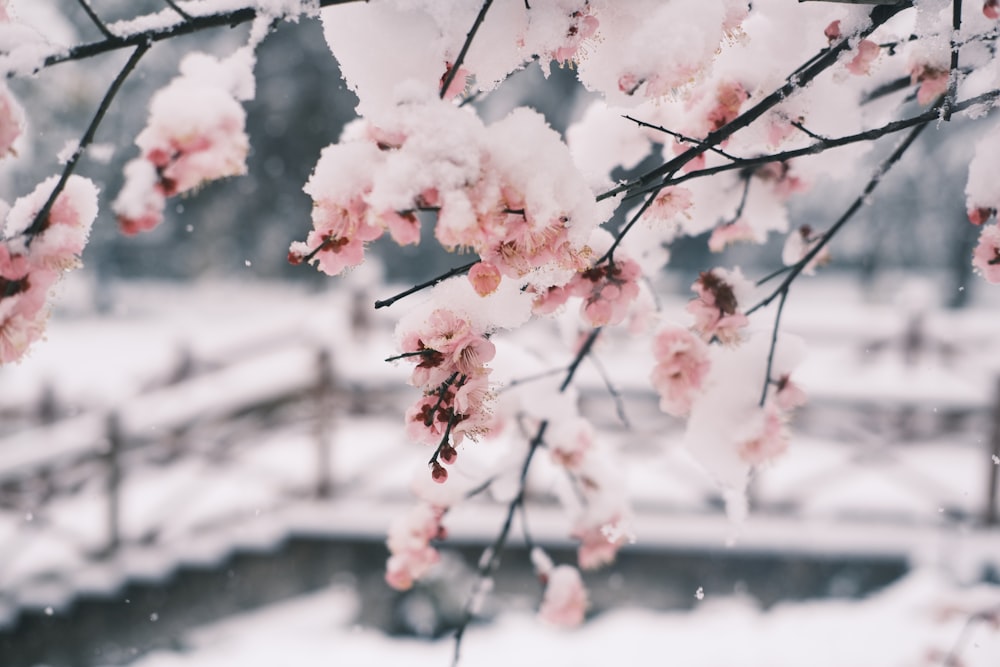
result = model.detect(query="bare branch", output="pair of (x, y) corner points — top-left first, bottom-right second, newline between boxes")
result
(75, 0), (115, 40)
(163, 0), (194, 21)
(17, 43), (151, 244)
(35, 0), (363, 75)
(440, 0), (495, 99)
(373, 260), (478, 309)
(746, 120), (929, 316)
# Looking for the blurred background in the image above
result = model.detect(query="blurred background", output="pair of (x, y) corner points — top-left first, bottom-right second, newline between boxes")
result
(0, 2), (999, 666)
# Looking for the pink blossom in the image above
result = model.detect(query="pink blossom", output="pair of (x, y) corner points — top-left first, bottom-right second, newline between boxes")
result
(8, 176), (99, 271)
(548, 9), (599, 66)
(573, 517), (630, 570)
(530, 284), (571, 315)
(708, 219), (757, 252)
(910, 65), (949, 106)
(441, 63), (471, 99)
(136, 81), (248, 196)
(538, 565), (588, 628)
(782, 224), (830, 275)
(114, 159), (167, 235)
(548, 419), (594, 470)
(846, 39), (880, 76)
(824, 20), (841, 43)
(705, 81), (748, 133)
(642, 187), (693, 225)
(0, 82), (24, 158)
(0, 244), (57, 364)
(650, 326), (711, 417)
(737, 405), (789, 466)
(468, 261), (501, 296)
(972, 223), (1000, 283)
(774, 374), (807, 411)
(985, 0), (999, 20)
(381, 210), (421, 246)
(295, 195), (382, 276)
(754, 161), (806, 200)
(968, 208), (994, 225)
(687, 270), (750, 345)
(567, 258), (642, 328)
(385, 504), (446, 591)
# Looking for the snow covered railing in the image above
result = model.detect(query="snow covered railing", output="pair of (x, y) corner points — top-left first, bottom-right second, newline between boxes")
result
(0, 343), (340, 554)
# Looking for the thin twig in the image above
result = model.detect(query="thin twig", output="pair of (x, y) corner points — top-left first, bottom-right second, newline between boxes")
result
(35, 0), (363, 74)
(561, 328), (602, 391)
(440, 0), (495, 99)
(623, 114), (742, 162)
(943, 0), (962, 121)
(629, 88), (999, 199)
(373, 261), (478, 309)
(759, 288), (788, 407)
(452, 327), (604, 663)
(588, 352), (630, 428)
(18, 43), (151, 244)
(451, 420), (548, 667)
(75, 0), (115, 40)
(163, 0), (194, 21)
(597, 2), (912, 202)
(745, 121), (929, 316)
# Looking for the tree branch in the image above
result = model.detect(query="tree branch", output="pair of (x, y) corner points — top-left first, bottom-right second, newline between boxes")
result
(373, 260), (478, 309)
(18, 43), (151, 244)
(163, 0), (194, 21)
(75, 0), (115, 40)
(34, 0), (363, 74)
(745, 120), (929, 316)
(440, 0), (495, 99)
(623, 114), (742, 162)
(597, 1), (913, 202)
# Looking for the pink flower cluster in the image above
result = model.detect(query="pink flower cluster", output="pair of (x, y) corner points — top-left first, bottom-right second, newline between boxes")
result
(398, 309), (496, 481)
(291, 107), (596, 287)
(1, 176), (98, 364)
(114, 59), (249, 235)
(531, 257), (642, 327)
(384, 503), (447, 591)
(686, 269), (750, 345)
(650, 326), (711, 417)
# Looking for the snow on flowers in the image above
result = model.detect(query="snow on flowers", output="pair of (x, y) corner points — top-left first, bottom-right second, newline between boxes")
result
(0, 175), (99, 364)
(113, 51), (253, 235)
(290, 93), (606, 291)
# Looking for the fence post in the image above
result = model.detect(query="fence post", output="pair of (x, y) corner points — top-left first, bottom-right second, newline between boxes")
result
(985, 378), (1000, 526)
(105, 412), (122, 555)
(315, 349), (334, 499)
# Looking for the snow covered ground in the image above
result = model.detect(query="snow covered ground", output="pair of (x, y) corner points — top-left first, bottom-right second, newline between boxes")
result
(116, 568), (1000, 667)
